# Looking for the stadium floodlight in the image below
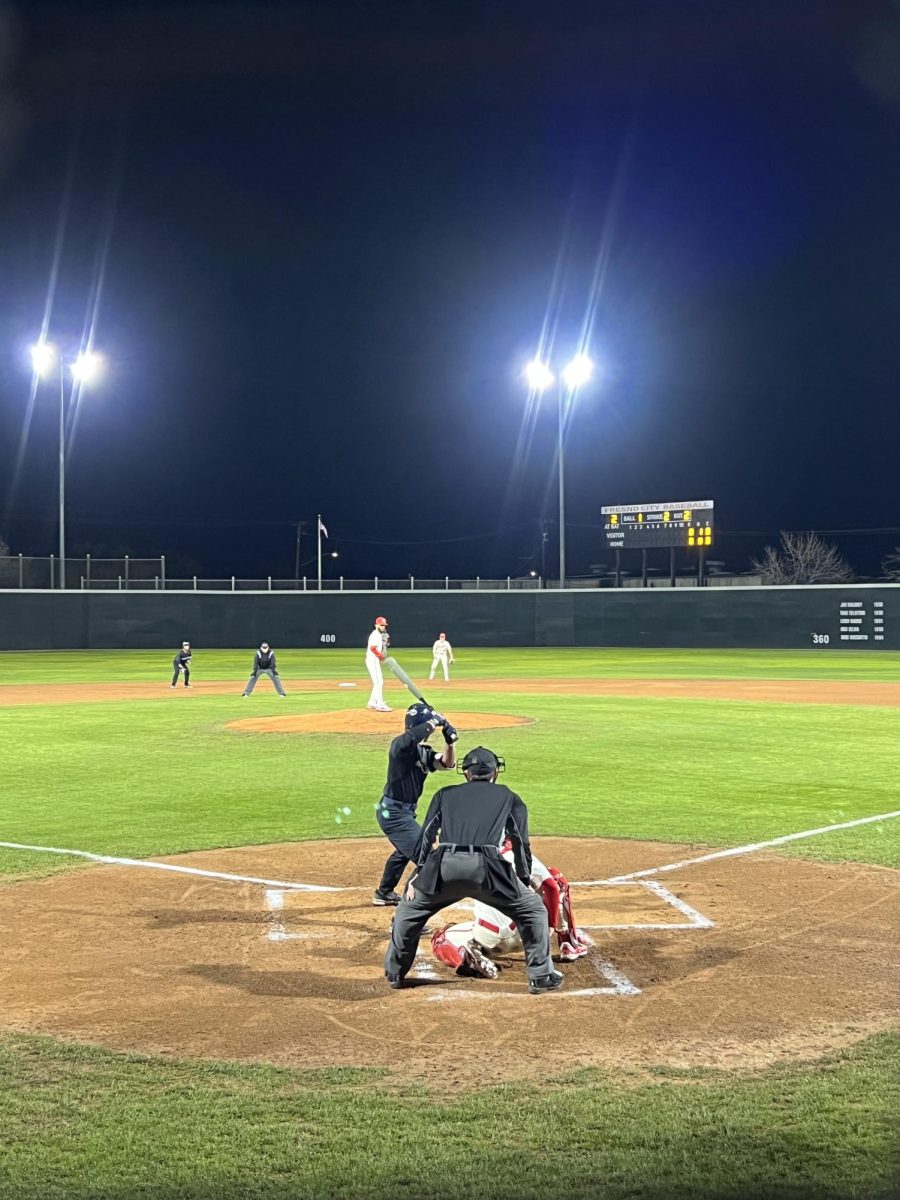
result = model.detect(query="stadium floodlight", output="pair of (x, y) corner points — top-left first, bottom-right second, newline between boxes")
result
(524, 358), (555, 391)
(27, 339), (105, 590)
(71, 350), (103, 383)
(522, 347), (597, 588)
(29, 341), (58, 377)
(562, 352), (594, 390)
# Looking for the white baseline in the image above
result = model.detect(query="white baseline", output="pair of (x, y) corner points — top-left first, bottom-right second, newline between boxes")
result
(576, 809), (900, 887)
(0, 840), (346, 892)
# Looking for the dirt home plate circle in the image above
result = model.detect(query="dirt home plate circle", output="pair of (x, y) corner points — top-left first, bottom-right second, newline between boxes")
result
(0, 837), (896, 1085)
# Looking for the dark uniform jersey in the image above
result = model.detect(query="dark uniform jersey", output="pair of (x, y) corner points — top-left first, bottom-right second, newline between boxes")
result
(383, 722), (440, 808)
(254, 649), (276, 671)
(173, 649), (192, 669)
(415, 780), (533, 899)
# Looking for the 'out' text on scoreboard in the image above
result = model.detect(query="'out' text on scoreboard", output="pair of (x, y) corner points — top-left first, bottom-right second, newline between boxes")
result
(601, 500), (714, 550)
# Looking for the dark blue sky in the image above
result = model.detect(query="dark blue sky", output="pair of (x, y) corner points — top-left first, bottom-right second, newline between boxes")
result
(2, 0), (899, 580)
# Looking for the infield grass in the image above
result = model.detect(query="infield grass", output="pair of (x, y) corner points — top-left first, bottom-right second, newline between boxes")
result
(1, 649), (898, 877)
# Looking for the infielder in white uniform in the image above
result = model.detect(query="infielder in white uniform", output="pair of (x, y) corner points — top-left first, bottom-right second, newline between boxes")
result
(430, 851), (588, 979)
(429, 632), (454, 681)
(365, 616), (392, 711)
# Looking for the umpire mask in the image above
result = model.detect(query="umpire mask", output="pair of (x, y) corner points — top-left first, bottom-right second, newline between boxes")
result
(460, 746), (505, 779)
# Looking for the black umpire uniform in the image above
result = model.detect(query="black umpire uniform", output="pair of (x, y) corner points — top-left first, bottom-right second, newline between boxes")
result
(383, 746), (561, 994)
(241, 643), (286, 696)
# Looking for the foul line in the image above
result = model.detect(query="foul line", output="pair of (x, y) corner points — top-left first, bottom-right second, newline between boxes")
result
(0, 840), (346, 892)
(576, 809), (900, 886)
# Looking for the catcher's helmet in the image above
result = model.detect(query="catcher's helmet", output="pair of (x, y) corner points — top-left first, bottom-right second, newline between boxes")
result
(460, 746), (505, 778)
(404, 701), (435, 730)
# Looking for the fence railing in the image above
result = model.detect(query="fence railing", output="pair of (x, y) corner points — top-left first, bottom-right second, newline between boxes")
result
(0, 560), (764, 590)
(71, 575), (550, 592)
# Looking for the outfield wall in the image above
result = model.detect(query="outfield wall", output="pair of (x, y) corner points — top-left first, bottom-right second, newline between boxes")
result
(0, 585), (898, 651)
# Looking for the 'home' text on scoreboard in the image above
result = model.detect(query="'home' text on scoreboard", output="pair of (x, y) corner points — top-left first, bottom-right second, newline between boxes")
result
(602, 500), (714, 550)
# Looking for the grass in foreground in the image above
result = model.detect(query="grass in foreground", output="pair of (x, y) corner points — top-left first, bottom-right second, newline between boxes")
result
(1, 1033), (898, 1200)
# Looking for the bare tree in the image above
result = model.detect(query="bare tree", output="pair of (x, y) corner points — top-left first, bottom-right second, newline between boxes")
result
(752, 531), (855, 585)
(881, 549), (900, 581)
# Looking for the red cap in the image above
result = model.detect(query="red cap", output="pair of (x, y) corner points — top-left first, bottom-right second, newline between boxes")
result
(375, 616), (388, 625)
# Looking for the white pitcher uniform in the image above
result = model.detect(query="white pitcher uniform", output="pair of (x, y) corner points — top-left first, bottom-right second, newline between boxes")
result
(366, 621), (390, 711)
(429, 634), (454, 681)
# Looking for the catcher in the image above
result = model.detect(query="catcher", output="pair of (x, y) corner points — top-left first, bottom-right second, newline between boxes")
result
(431, 851), (589, 979)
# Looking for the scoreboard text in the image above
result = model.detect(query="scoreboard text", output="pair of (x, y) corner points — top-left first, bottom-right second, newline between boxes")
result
(602, 500), (714, 550)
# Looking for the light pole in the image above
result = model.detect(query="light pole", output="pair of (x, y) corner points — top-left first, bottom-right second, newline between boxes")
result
(524, 352), (594, 588)
(29, 342), (104, 589)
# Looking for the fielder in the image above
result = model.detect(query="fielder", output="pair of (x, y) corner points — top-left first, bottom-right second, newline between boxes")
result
(430, 851), (589, 980)
(170, 641), (192, 688)
(365, 616), (391, 711)
(373, 701), (457, 905)
(429, 632), (455, 681)
(241, 641), (286, 697)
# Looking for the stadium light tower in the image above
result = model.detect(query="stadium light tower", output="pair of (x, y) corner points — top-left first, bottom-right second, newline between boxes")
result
(523, 352), (595, 587)
(29, 340), (105, 589)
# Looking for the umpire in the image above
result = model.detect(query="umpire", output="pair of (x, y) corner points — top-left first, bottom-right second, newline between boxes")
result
(384, 746), (563, 995)
(241, 642), (286, 697)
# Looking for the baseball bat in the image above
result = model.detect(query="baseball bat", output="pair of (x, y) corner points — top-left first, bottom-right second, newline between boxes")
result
(383, 656), (429, 706)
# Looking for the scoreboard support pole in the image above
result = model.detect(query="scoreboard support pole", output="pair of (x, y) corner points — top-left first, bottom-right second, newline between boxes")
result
(699, 547), (706, 587)
(669, 547), (676, 587)
(641, 548), (648, 588)
(615, 548), (622, 589)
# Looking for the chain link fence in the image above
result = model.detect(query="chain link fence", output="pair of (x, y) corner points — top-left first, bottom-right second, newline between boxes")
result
(0, 556), (164, 589)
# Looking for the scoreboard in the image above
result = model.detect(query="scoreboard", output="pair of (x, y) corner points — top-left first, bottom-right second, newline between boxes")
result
(602, 500), (714, 550)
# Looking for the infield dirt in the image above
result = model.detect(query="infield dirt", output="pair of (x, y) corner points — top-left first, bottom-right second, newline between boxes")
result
(1, 837), (897, 1085)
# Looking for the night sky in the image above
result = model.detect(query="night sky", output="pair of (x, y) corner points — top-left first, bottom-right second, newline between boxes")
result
(1, 0), (899, 582)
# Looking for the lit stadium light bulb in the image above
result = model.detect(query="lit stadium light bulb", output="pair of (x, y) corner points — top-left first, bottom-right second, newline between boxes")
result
(561, 353), (594, 390)
(29, 341), (58, 377)
(71, 351), (103, 383)
(524, 358), (555, 391)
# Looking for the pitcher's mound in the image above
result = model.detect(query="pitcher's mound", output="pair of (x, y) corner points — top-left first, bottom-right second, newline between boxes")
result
(226, 709), (533, 735)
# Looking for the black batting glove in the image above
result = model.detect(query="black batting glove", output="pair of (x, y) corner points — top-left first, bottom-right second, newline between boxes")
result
(442, 723), (458, 744)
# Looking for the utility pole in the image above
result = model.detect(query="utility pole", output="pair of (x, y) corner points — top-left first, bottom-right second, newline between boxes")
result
(294, 520), (307, 583)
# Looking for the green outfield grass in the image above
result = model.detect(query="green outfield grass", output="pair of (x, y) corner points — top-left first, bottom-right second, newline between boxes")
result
(1, 648), (898, 1199)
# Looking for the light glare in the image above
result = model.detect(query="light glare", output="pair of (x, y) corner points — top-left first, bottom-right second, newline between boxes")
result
(524, 358), (555, 391)
(29, 341), (58, 377)
(71, 351), (103, 383)
(562, 353), (594, 390)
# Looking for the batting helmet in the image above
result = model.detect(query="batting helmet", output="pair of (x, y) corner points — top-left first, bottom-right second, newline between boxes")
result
(460, 746), (505, 778)
(405, 701), (435, 730)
